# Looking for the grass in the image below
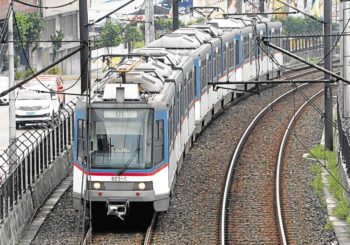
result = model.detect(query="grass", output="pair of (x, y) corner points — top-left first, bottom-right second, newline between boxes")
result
(134, 41), (145, 49)
(324, 219), (334, 231)
(310, 164), (324, 201)
(310, 145), (350, 221)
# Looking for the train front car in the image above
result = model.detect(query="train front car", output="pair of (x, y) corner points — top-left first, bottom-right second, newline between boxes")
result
(73, 58), (173, 220)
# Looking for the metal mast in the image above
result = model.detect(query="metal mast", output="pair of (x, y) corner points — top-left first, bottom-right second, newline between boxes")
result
(324, 0), (333, 150)
(79, 0), (89, 93)
(8, 0), (16, 152)
(343, 1), (350, 118)
(145, 0), (155, 44)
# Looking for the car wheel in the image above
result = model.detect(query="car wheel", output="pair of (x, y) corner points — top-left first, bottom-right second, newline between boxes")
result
(16, 122), (19, 129)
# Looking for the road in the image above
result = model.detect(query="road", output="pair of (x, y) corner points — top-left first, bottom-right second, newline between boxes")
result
(0, 79), (81, 151)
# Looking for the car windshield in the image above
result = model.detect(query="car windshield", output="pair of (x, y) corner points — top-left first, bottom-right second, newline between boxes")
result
(90, 109), (153, 170)
(17, 90), (51, 100)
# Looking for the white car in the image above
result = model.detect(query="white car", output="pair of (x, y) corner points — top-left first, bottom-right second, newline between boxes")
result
(0, 76), (9, 105)
(15, 86), (60, 129)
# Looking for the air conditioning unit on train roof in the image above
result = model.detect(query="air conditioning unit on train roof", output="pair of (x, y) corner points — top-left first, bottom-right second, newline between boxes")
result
(134, 60), (172, 78)
(102, 83), (140, 101)
(189, 24), (224, 37)
(208, 18), (245, 29)
(147, 34), (201, 49)
(135, 48), (181, 66)
(173, 28), (212, 43)
(106, 72), (164, 94)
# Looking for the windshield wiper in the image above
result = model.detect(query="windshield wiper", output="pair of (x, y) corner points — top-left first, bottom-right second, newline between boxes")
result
(117, 147), (141, 176)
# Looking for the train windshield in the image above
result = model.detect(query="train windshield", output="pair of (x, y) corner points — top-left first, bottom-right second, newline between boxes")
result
(90, 109), (153, 170)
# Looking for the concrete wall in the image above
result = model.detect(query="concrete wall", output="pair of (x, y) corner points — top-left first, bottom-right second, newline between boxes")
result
(0, 147), (73, 245)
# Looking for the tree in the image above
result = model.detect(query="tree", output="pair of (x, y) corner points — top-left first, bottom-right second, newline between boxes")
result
(50, 30), (64, 61)
(99, 19), (122, 51)
(282, 16), (322, 35)
(124, 25), (143, 52)
(14, 12), (44, 53)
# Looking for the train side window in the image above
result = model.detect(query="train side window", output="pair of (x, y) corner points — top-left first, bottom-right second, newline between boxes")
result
(168, 107), (173, 147)
(180, 86), (184, 118)
(77, 119), (85, 162)
(154, 120), (164, 164)
(217, 47), (221, 76)
(208, 55), (212, 82)
(235, 40), (239, 66)
(223, 45), (227, 72)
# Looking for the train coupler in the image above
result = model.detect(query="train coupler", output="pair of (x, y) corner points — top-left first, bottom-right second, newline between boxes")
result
(106, 199), (130, 220)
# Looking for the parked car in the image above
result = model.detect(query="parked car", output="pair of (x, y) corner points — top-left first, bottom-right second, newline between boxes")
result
(0, 76), (9, 105)
(25, 75), (65, 106)
(15, 86), (60, 129)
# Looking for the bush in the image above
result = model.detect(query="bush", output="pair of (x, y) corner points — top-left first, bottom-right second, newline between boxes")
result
(15, 68), (36, 80)
(45, 66), (62, 75)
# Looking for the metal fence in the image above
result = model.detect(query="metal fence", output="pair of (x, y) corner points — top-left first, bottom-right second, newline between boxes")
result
(0, 98), (78, 223)
(337, 106), (350, 176)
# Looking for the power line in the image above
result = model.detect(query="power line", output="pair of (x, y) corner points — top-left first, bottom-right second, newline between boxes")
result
(316, 17), (350, 65)
(12, 5), (52, 91)
(14, 0), (78, 9)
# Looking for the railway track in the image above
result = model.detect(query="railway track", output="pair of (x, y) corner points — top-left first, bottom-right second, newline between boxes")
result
(220, 82), (327, 244)
(31, 66), (337, 244)
(77, 207), (157, 245)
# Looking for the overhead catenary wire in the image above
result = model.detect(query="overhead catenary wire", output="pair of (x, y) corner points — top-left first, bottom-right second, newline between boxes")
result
(14, 0), (78, 9)
(257, 38), (350, 197)
(12, 5), (54, 91)
(0, 4), (11, 42)
(260, 39), (347, 145)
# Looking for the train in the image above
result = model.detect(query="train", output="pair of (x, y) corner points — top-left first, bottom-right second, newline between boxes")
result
(72, 15), (322, 220)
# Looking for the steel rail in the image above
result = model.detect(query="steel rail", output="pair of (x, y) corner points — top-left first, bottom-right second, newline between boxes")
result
(220, 82), (311, 245)
(276, 89), (324, 245)
(143, 212), (157, 245)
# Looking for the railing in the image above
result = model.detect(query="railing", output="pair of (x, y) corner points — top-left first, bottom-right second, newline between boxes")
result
(337, 103), (350, 203)
(0, 98), (78, 223)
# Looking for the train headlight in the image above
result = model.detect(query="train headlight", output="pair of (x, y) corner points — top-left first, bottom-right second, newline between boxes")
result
(93, 182), (101, 190)
(133, 181), (153, 191)
(138, 182), (146, 190)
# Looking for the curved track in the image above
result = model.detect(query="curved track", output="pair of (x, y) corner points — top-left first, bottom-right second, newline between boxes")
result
(221, 83), (326, 244)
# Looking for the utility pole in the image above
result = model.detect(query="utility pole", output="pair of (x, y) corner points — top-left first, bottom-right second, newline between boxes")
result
(173, 0), (179, 31)
(259, 0), (264, 13)
(343, 1), (350, 118)
(324, 0), (333, 150)
(8, 0), (16, 154)
(145, 0), (155, 44)
(79, 0), (89, 94)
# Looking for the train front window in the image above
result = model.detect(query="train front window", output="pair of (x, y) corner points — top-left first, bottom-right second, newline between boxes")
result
(90, 109), (153, 170)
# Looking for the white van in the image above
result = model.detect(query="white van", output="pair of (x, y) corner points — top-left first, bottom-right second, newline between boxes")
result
(0, 76), (9, 105)
(15, 85), (60, 128)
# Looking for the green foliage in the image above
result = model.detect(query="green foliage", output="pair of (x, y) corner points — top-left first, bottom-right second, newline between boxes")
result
(333, 200), (350, 220)
(50, 30), (64, 61)
(282, 16), (322, 35)
(15, 68), (36, 80)
(45, 66), (62, 75)
(99, 20), (122, 48)
(186, 17), (205, 26)
(310, 164), (324, 199)
(134, 41), (145, 49)
(153, 18), (185, 38)
(324, 220), (334, 231)
(310, 145), (350, 220)
(14, 12), (44, 52)
(124, 25), (144, 49)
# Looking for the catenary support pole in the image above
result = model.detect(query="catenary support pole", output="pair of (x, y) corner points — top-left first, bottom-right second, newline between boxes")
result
(324, 0), (333, 150)
(343, 2), (350, 117)
(79, 0), (89, 94)
(173, 0), (179, 31)
(8, 0), (16, 158)
(259, 0), (264, 13)
(145, 0), (155, 44)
